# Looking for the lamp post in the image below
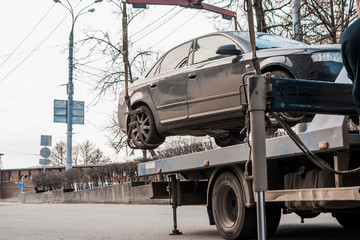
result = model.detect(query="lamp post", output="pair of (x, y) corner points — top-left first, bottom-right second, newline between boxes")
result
(54, 0), (102, 170)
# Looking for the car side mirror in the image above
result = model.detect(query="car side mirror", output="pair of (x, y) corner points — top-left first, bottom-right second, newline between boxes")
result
(216, 44), (241, 56)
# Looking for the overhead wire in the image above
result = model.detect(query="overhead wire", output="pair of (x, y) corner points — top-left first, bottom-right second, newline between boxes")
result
(0, 44), (67, 59)
(0, 0), (83, 84)
(0, 11), (71, 83)
(130, 6), (177, 38)
(0, 3), (56, 70)
(0, 84), (63, 101)
(132, 8), (184, 44)
(152, 11), (200, 48)
(0, 108), (63, 138)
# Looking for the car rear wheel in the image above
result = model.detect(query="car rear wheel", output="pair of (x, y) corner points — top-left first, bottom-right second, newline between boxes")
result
(128, 105), (165, 149)
(214, 130), (247, 148)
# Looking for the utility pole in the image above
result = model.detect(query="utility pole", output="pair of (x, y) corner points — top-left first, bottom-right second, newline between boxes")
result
(292, 0), (302, 41)
(67, 17), (75, 171)
(54, 0), (102, 170)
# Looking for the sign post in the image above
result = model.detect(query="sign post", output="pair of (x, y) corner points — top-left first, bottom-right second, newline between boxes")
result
(40, 135), (52, 171)
(54, 100), (85, 170)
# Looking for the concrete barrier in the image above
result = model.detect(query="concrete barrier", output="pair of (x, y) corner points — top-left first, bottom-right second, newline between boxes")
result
(17, 183), (168, 205)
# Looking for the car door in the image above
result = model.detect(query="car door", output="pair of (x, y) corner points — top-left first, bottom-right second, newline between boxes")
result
(186, 34), (247, 121)
(147, 41), (192, 124)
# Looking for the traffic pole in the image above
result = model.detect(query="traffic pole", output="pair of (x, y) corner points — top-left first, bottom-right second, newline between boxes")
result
(247, 75), (268, 240)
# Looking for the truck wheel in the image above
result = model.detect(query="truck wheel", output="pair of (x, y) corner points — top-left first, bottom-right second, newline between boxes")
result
(266, 206), (281, 237)
(333, 212), (360, 230)
(212, 172), (257, 239)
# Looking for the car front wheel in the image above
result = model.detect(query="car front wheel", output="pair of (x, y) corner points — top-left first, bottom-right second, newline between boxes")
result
(127, 105), (165, 149)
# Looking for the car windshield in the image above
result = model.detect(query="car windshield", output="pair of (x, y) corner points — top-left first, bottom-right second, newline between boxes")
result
(232, 32), (307, 50)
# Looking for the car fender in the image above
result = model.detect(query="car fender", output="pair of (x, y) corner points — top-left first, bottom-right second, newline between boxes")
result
(127, 86), (166, 134)
(259, 56), (296, 76)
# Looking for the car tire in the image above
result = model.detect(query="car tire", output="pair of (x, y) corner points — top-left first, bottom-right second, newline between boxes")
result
(214, 131), (246, 148)
(270, 70), (293, 79)
(128, 105), (165, 149)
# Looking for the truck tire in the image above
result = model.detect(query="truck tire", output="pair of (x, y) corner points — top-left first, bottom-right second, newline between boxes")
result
(212, 171), (257, 239)
(333, 212), (360, 230)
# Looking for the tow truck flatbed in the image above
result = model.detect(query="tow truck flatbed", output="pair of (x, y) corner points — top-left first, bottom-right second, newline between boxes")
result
(139, 115), (356, 176)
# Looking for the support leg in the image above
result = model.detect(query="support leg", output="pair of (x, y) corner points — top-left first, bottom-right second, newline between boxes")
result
(256, 191), (267, 240)
(247, 75), (268, 240)
(169, 174), (182, 235)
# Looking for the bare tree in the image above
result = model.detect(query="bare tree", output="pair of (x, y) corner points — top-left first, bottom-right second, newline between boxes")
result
(77, 140), (111, 165)
(50, 140), (110, 166)
(301, 0), (356, 44)
(50, 141), (67, 166)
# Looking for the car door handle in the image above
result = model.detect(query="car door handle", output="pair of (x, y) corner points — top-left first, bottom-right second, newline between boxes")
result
(149, 82), (157, 88)
(188, 73), (197, 79)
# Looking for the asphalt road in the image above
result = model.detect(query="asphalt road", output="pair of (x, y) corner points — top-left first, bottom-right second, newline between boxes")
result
(0, 203), (359, 240)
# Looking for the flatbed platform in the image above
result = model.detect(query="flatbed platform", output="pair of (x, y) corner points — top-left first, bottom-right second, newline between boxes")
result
(138, 114), (357, 176)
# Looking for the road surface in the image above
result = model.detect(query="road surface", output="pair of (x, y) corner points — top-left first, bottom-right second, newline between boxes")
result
(0, 203), (359, 240)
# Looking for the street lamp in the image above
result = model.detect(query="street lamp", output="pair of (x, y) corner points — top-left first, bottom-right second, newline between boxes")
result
(54, 0), (102, 170)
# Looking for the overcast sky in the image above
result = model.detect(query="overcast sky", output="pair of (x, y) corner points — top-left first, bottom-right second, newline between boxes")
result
(0, 0), (234, 169)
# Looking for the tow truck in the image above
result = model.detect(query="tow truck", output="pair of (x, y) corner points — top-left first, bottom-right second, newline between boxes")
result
(135, 69), (360, 240)
(121, 1), (360, 239)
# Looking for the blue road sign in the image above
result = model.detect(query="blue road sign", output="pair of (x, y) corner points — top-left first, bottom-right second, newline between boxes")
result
(20, 183), (25, 189)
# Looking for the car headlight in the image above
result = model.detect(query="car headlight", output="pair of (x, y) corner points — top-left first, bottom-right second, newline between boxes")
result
(311, 51), (342, 63)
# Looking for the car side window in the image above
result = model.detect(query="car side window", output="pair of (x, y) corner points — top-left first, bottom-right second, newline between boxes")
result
(193, 35), (240, 64)
(147, 41), (192, 77)
(159, 41), (192, 74)
(147, 57), (162, 77)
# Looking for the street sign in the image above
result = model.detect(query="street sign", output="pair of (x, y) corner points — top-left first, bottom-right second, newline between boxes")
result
(40, 135), (52, 146)
(20, 183), (25, 189)
(54, 99), (85, 124)
(40, 147), (51, 159)
(39, 159), (51, 165)
(54, 99), (67, 123)
(73, 101), (85, 124)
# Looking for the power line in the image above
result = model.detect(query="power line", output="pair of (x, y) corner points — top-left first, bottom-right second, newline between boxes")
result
(0, 0), (84, 84)
(0, 3), (56, 69)
(0, 44), (66, 58)
(132, 8), (184, 44)
(152, 11), (200, 48)
(0, 11), (70, 83)
(0, 108), (63, 138)
(131, 6), (177, 38)
(0, 84), (62, 101)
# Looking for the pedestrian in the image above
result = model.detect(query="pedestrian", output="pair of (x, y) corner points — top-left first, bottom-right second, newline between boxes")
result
(341, 0), (360, 114)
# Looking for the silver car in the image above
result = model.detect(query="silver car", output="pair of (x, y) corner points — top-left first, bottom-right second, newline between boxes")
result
(118, 31), (343, 149)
